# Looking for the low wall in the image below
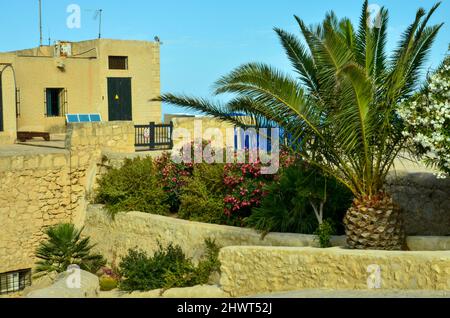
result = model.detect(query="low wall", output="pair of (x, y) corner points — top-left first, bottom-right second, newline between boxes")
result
(83, 205), (346, 262)
(84, 206), (450, 266)
(219, 246), (450, 296)
(386, 171), (450, 236)
(0, 122), (134, 274)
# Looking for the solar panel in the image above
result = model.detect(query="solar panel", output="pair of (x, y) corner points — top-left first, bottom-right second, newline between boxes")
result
(89, 114), (101, 122)
(66, 114), (102, 123)
(66, 114), (80, 123)
(79, 114), (90, 122)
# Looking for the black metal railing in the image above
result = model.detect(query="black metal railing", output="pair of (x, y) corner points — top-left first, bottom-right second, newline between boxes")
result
(135, 122), (173, 151)
(0, 269), (31, 295)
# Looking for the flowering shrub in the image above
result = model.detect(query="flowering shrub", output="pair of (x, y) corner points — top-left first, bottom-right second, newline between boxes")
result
(154, 152), (193, 212)
(397, 52), (450, 178)
(223, 149), (298, 224)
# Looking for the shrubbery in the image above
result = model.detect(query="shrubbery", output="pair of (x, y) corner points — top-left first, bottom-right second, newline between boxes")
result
(246, 163), (352, 235)
(178, 163), (227, 224)
(35, 223), (106, 277)
(95, 157), (170, 217)
(94, 142), (351, 237)
(398, 51), (450, 178)
(118, 239), (220, 292)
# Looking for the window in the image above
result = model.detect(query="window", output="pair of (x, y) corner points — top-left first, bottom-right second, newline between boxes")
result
(0, 269), (31, 295)
(109, 56), (128, 70)
(45, 88), (66, 117)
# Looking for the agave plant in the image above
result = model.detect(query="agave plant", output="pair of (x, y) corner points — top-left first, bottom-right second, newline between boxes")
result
(35, 223), (106, 276)
(157, 1), (443, 250)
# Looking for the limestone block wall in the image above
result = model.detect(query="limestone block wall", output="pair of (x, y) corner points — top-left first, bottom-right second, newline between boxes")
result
(83, 205), (346, 263)
(386, 171), (450, 235)
(0, 122), (134, 274)
(65, 122), (135, 226)
(171, 117), (240, 150)
(219, 246), (450, 296)
(0, 153), (71, 273)
(83, 205), (450, 268)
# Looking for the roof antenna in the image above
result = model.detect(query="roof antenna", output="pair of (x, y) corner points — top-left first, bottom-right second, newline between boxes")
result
(39, 0), (43, 46)
(94, 9), (103, 39)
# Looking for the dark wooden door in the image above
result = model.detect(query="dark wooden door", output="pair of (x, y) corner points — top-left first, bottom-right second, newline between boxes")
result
(107, 78), (132, 121)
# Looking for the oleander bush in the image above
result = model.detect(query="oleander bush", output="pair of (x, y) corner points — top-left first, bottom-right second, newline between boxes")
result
(94, 141), (354, 237)
(398, 50), (450, 178)
(118, 239), (220, 292)
(95, 157), (170, 217)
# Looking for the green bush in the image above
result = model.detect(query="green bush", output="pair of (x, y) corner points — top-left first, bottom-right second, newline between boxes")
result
(94, 157), (169, 217)
(118, 240), (220, 292)
(35, 223), (106, 277)
(178, 164), (227, 224)
(314, 220), (335, 248)
(246, 163), (352, 235)
(99, 276), (119, 291)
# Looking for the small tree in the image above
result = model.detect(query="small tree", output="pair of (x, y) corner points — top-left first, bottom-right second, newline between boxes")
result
(35, 223), (106, 277)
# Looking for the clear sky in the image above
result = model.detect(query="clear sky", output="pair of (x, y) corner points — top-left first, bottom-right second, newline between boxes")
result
(0, 0), (448, 117)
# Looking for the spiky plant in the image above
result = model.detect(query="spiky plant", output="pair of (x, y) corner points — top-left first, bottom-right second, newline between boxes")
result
(35, 223), (106, 276)
(156, 1), (443, 249)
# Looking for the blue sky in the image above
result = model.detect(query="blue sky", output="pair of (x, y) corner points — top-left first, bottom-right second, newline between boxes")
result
(0, 0), (448, 117)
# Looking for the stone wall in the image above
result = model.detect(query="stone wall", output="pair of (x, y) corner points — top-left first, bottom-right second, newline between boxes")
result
(83, 205), (450, 267)
(171, 117), (245, 150)
(219, 246), (450, 297)
(0, 153), (71, 273)
(0, 122), (134, 274)
(386, 171), (450, 235)
(83, 205), (346, 263)
(65, 122), (135, 226)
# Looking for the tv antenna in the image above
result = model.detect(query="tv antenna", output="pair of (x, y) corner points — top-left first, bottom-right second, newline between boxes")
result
(93, 9), (103, 39)
(39, 0), (43, 46)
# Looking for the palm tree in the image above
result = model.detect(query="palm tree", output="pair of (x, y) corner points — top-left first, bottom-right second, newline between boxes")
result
(35, 223), (106, 276)
(156, 1), (443, 250)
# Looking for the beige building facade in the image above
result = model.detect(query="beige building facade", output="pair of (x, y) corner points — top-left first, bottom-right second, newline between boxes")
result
(0, 39), (161, 144)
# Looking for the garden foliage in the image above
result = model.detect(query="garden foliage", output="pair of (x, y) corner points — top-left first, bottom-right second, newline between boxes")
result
(118, 239), (220, 291)
(35, 223), (106, 277)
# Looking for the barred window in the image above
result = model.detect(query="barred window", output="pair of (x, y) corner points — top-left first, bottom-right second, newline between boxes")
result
(0, 269), (31, 295)
(109, 56), (128, 70)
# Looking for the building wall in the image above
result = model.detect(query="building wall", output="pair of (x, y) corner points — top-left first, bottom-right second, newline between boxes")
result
(15, 55), (99, 132)
(0, 39), (161, 134)
(171, 117), (237, 150)
(0, 54), (17, 144)
(0, 122), (134, 274)
(97, 40), (161, 125)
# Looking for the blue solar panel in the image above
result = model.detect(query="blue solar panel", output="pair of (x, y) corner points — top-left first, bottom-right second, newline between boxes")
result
(66, 114), (80, 123)
(89, 114), (101, 122)
(66, 114), (102, 123)
(78, 114), (90, 122)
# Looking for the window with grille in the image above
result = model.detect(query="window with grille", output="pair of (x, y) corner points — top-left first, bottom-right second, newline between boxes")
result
(109, 56), (128, 70)
(45, 88), (67, 117)
(0, 269), (31, 295)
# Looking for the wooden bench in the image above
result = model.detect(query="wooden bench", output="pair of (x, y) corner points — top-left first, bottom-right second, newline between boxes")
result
(17, 132), (50, 142)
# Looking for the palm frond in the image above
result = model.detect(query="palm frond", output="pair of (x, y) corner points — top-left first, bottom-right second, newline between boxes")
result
(274, 27), (319, 95)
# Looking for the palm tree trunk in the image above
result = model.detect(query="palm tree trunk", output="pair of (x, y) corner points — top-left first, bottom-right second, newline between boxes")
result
(343, 193), (406, 250)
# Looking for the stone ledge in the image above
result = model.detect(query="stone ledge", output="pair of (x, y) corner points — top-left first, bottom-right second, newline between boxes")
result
(219, 246), (450, 297)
